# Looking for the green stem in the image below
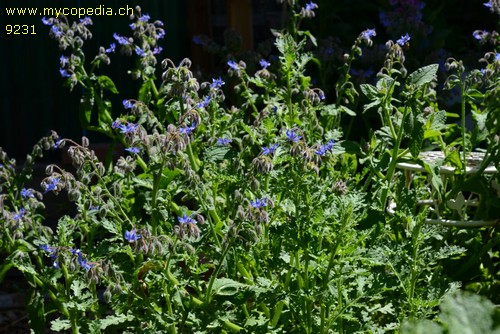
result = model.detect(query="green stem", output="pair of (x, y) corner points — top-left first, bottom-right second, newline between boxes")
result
(380, 105), (411, 210)
(460, 82), (467, 175)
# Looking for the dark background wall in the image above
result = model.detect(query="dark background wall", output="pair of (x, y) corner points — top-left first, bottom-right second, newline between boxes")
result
(1, 0), (497, 160)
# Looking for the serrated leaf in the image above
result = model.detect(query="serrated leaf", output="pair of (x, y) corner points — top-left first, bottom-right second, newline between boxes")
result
(100, 313), (133, 330)
(407, 64), (438, 88)
(101, 219), (121, 236)
(409, 120), (424, 158)
(279, 198), (296, 215)
(204, 146), (236, 163)
(98, 75), (119, 94)
(51, 318), (71, 331)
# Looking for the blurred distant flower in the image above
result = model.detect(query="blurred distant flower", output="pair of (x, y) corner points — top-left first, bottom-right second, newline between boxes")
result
(196, 96), (211, 108)
(125, 147), (141, 154)
(217, 138), (232, 145)
(13, 208), (26, 221)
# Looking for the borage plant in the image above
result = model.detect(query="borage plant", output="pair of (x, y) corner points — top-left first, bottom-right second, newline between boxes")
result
(2, 1), (497, 333)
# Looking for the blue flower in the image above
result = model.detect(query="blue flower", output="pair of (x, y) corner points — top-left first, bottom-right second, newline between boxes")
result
(13, 208), (26, 221)
(44, 177), (60, 193)
(53, 137), (63, 149)
(105, 43), (116, 53)
(305, 1), (318, 11)
(262, 143), (278, 155)
(484, 1), (493, 8)
(152, 46), (163, 55)
(135, 46), (146, 57)
(396, 33), (411, 46)
(41, 17), (53, 26)
(40, 244), (55, 254)
(89, 205), (99, 210)
(178, 213), (196, 224)
(250, 197), (267, 209)
(156, 29), (165, 40)
(473, 30), (486, 41)
(21, 188), (34, 199)
(123, 99), (134, 109)
(196, 96), (211, 108)
(124, 229), (141, 243)
(79, 258), (94, 271)
(79, 17), (92, 26)
(59, 68), (71, 78)
(361, 28), (376, 43)
(125, 147), (141, 154)
(314, 145), (328, 156)
(139, 14), (151, 22)
(129, 23), (136, 30)
(113, 33), (130, 45)
(217, 138), (232, 145)
(259, 59), (271, 69)
(326, 139), (335, 150)
(60, 55), (69, 67)
(211, 77), (225, 89)
(179, 122), (197, 135)
(314, 139), (335, 156)
(118, 123), (138, 134)
(227, 60), (239, 71)
(40, 245), (59, 268)
(51, 25), (63, 38)
(286, 130), (302, 143)
(495, 53), (500, 61)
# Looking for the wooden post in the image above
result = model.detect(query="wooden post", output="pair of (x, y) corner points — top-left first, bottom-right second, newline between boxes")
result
(226, 0), (254, 51)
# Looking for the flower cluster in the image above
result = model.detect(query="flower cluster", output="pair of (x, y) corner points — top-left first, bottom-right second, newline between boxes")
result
(174, 214), (202, 239)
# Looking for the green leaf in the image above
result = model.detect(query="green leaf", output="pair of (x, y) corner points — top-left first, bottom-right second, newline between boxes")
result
(27, 289), (46, 334)
(79, 94), (94, 129)
(138, 80), (152, 102)
(409, 119), (424, 158)
(407, 64), (439, 88)
(101, 219), (121, 237)
(98, 75), (119, 94)
(51, 318), (71, 331)
(204, 146), (236, 163)
(211, 278), (247, 297)
(360, 83), (378, 100)
(100, 313), (133, 330)
(439, 292), (500, 334)
(279, 198), (296, 215)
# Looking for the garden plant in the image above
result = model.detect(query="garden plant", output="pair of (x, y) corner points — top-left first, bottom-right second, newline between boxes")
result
(1, 1), (500, 333)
